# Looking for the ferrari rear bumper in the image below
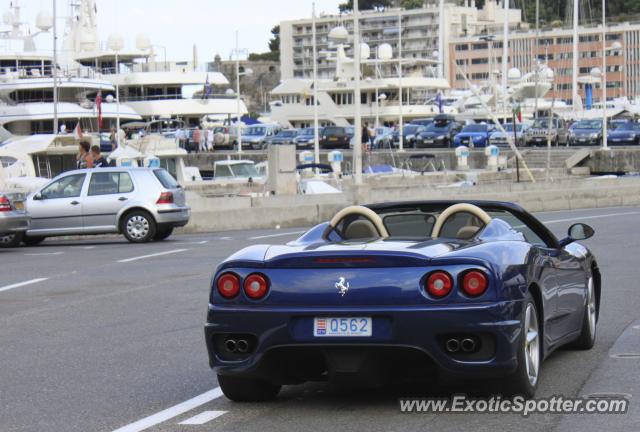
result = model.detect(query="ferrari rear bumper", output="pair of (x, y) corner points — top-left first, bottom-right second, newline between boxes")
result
(205, 299), (525, 383)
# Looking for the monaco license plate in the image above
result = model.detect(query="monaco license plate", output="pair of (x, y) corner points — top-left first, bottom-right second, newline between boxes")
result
(313, 317), (372, 337)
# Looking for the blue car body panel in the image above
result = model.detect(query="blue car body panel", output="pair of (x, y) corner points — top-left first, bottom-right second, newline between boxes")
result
(205, 200), (598, 384)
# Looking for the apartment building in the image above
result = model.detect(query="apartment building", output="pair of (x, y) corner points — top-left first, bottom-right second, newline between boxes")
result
(279, 0), (523, 81)
(448, 21), (640, 103)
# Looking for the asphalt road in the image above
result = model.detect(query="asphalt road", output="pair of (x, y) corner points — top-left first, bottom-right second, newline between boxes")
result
(1, 206), (639, 432)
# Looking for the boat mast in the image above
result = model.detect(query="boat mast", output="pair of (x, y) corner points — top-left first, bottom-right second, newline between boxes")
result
(437, 0), (444, 79)
(352, 0), (362, 185)
(312, 2), (320, 167)
(397, 10), (404, 151)
(501, 0), (509, 118)
(53, 0), (59, 135)
(572, 0), (579, 115)
(534, 0), (539, 119)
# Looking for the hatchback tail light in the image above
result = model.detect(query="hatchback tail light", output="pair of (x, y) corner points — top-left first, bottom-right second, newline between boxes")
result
(156, 192), (174, 204)
(217, 273), (241, 299)
(0, 196), (11, 212)
(243, 273), (269, 299)
(461, 270), (488, 297)
(426, 271), (453, 298)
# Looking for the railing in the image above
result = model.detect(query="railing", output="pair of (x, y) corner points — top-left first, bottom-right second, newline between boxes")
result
(0, 65), (107, 81)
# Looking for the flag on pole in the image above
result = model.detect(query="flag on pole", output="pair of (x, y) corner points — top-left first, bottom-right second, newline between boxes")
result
(73, 122), (83, 140)
(95, 91), (103, 128)
(512, 104), (522, 123)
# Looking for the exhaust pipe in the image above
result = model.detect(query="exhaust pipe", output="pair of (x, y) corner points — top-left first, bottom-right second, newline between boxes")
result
(445, 338), (460, 353)
(236, 339), (249, 353)
(461, 338), (477, 353)
(224, 339), (237, 352)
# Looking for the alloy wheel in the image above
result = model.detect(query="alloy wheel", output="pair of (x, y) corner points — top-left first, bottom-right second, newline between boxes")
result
(524, 303), (540, 386)
(587, 277), (596, 338)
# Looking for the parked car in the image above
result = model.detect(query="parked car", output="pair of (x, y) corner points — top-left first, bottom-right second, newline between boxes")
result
(489, 123), (528, 147)
(264, 129), (299, 148)
(241, 124), (282, 150)
(568, 120), (603, 146)
(410, 118), (434, 127)
(415, 119), (462, 148)
(320, 126), (351, 149)
(607, 121), (640, 146)
(211, 125), (241, 150)
(0, 192), (30, 247)
(22, 168), (189, 244)
(453, 123), (494, 148)
(206, 200), (599, 401)
(525, 117), (570, 146)
(372, 127), (395, 149)
(293, 127), (322, 149)
(392, 124), (426, 148)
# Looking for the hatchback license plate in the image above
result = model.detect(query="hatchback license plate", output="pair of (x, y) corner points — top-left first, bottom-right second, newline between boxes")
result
(314, 317), (372, 337)
(14, 202), (24, 210)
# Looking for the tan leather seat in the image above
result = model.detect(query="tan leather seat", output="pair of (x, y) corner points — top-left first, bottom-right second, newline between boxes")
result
(344, 219), (379, 240)
(456, 225), (481, 240)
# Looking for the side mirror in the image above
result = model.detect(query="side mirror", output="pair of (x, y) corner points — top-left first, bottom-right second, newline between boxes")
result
(559, 223), (594, 247)
(33, 192), (43, 200)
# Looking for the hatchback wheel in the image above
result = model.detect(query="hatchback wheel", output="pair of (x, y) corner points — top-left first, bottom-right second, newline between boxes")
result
(0, 232), (23, 248)
(122, 211), (156, 243)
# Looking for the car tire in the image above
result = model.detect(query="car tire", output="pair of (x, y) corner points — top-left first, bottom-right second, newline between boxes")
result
(121, 210), (156, 243)
(567, 276), (597, 350)
(23, 235), (45, 246)
(217, 374), (281, 402)
(0, 231), (23, 248)
(502, 292), (541, 397)
(153, 227), (174, 241)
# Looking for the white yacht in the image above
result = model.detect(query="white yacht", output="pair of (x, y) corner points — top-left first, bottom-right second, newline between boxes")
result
(270, 35), (451, 128)
(0, 1), (140, 135)
(68, 0), (248, 127)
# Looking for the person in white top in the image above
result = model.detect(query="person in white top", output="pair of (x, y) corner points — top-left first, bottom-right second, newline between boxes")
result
(207, 128), (214, 151)
(59, 123), (67, 134)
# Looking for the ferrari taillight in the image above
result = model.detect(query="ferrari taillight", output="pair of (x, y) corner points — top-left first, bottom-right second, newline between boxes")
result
(461, 270), (488, 297)
(217, 273), (240, 299)
(243, 273), (269, 299)
(426, 271), (453, 298)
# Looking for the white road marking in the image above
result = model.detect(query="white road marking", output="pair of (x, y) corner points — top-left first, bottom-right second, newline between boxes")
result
(541, 211), (640, 225)
(23, 252), (64, 256)
(249, 230), (305, 240)
(0, 278), (48, 293)
(178, 410), (227, 425)
(111, 387), (223, 432)
(219, 236), (232, 240)
(117, 249), (188, 263)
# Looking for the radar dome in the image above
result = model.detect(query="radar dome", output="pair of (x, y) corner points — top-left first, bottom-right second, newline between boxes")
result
(377, 43), (393, 60)
(328, 26), (348, 42)
(35, 11), (53, 31)
(107, 33), (125, 52)
(507, 67), (521, 80)
(136, 34), (151, 51)
(360, 43), (370, 60)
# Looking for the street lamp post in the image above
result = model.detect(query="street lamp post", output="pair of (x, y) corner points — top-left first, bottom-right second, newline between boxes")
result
(232, 32), (250, 155)
(108, 33), (124, 148)
(353, 0), (363, 185)
(312, 2), (320, 167)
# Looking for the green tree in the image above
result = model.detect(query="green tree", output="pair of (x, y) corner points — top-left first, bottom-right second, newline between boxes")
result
(338, 0), (392, 12)
(268, 25), (280, 53)
(250, 25), (280, 62)
(400, 0), (424, 9)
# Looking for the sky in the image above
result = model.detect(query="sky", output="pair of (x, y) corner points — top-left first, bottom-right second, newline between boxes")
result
(16, 0), (343, 62)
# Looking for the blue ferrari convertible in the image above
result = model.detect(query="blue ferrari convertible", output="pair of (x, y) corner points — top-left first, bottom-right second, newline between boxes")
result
(205, 201), (600, 401)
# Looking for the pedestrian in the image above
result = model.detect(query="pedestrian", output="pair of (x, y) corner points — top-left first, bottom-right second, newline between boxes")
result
(194, 126), (204, 152)
(90, 145), (109, 167)
(361, 122), (370, 150)
(368, 123), (375, 148)
(207, 128), (214, 152)
(77, 140), (94, 169)
(59, 123), (67, 134)
(109, 127), (117, 151)
(175, 127), (184, 149)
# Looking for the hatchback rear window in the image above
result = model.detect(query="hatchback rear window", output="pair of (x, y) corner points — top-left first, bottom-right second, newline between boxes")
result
(154, 169), (179, 189)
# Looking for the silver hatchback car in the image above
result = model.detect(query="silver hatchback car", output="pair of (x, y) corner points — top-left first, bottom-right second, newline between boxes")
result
(23, 167), (190, 244)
